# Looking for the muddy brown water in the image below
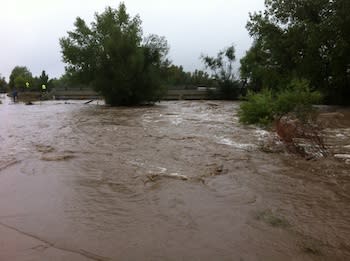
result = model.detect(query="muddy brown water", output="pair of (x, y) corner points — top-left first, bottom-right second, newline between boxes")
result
(0, 95), (349, 260)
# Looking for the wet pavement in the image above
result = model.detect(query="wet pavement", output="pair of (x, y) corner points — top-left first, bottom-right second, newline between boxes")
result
(0, 94), (349, 260)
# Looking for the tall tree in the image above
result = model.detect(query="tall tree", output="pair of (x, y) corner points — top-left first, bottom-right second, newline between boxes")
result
(202, 45), (241, 99)
(191, 70), (212, 86)
(241, 0), (350, 104)
(60, 3), (169, 105)
(39, 70), (49, 86)
(9, 66), (33, 90)
(0, 74), (7, 93)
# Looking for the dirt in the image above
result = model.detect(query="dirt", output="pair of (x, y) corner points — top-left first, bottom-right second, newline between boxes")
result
(0, 94), (349, 260)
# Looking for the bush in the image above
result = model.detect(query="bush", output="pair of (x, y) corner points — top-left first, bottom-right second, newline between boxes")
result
(218, 80), (242, 100)
(238, 79), (322, 126)
(274, 79), (322, 121)
(238, 89), (274, 126)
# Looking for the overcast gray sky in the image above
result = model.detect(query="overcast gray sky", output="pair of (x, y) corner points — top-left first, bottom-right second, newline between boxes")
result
(0, 0), (264, 80)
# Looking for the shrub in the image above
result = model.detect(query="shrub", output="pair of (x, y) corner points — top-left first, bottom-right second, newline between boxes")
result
(274, 79), (322, 121)
(238, 89), (274, 126)
(239, 79), (327, 158)
(238, 79), (322, 126)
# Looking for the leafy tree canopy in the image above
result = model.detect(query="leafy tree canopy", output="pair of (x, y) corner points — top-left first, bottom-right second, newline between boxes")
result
(9, 66), (33, 90)
(60, 2), (169, 105)
(160, 65), (213, 88)
(240, 0), (350, 104)
(0, 75), (7, 93)
(202, 45), (241, 100)
(39, 70), (49, 86)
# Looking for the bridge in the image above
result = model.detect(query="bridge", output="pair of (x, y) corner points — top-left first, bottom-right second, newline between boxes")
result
(51, 89), (211, 101)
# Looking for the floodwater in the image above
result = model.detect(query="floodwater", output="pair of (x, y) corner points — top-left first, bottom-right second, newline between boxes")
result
(0, 94), (349, 261)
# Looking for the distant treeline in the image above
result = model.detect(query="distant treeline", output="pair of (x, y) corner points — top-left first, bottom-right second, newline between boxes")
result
(2, 0), (349, 105)
(0, 64), (221, 92)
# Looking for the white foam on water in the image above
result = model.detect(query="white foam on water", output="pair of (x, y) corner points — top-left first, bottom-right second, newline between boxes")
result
(216, 137), (256, 150)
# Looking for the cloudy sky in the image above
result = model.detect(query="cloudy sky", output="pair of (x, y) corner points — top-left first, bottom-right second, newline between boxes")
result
(0, 0), (264, 80)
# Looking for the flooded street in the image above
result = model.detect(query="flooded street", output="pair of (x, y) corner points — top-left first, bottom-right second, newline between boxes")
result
(0, 94), (349, 260)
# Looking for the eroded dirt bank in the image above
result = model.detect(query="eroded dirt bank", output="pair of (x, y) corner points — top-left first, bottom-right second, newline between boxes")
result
(0, 95), (349, 260)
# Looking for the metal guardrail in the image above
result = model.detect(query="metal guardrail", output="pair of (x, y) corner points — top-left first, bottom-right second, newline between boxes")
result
(164, 90), (209, 100)
(53, 90), (101, 100)
(52, 89), (210, 100)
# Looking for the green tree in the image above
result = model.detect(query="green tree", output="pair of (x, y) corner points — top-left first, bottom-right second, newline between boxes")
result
(0, 75), (7, 93)
(161, 65), (192, 88)
(241, 0), (350, 104)
(9, 66), (33, 90)
(161, 66), (214, 89)
(240, 40), (287, 92)
(39, 70), (49, 87)
(202, 45), (241, 100)
(190, 70), (212, 86)
(60, 3), (169, 105)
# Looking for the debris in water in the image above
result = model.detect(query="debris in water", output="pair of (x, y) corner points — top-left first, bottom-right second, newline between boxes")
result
(84, 100), (94, 104)
(41, 154), (75, 161)
(275, 116), (328, 159)
(0, 159), (19, 172)
(36, 145), (55, 153)
(334, 154), (350, 159)
(204, 163), (225, 177)
(145, 172), (189, 183)
(255, 209), (289, 228)
(166, 173), (189, 180)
